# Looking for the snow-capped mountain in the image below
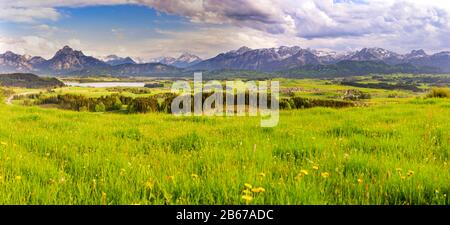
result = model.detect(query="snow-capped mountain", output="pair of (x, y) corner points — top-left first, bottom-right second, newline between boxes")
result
(172, 53), (202, 68)
(343, 48), (404, 65)
(150, 53), (202, 68)
(101, 55), (136, 66)
(2, 45), (450, 75)
(190, 46), (319, 71)
(149, 56), (177, 65)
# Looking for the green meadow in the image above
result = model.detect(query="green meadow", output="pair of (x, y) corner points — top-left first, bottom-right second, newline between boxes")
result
(0, 77), (449, 205)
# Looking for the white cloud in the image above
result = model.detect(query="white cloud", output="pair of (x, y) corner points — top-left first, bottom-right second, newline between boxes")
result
(2, 0), (450, 57)
(0, 36), (58, 58)
(0, 7), (60, 23)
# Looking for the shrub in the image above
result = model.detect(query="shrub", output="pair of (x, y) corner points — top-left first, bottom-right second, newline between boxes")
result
(279, 98), (293, 110)
(427, 88), (450, 98)
(128, 97), (158, 113)
(342, 89), (371, 100)
(79, 106), (89, 112)
(112, 97), (123, 110)
(95, 102), (106, 112)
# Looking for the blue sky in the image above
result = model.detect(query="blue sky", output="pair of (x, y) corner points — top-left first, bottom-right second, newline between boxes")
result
(1, 0), (450, 61)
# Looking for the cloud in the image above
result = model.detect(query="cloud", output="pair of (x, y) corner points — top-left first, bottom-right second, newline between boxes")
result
(3, 0), (450, 38)
(0, 36), (58, 58)
(2, 0), (450, 57)
(0, 7), (60, 23)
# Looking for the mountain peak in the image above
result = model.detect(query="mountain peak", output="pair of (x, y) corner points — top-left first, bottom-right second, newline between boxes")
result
(102, 55), (136, 66)
(235, 46), (252, 55)
(3, 51), (18, 56)
(411, 49), (426, 55)
(177, 52), (202, 63)
(54, 45), (80, 57)
(406, 49), (428, 59)
(60, 45), (75, 53)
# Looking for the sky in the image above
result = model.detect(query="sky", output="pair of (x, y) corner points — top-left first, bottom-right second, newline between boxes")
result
(1, 0), (450, 61)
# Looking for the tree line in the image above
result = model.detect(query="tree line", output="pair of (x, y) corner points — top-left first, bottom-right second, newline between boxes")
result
(35, 92), (357, 114)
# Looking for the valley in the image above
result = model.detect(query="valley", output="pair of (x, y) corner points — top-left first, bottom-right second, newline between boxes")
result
(0, 73), (448, 205)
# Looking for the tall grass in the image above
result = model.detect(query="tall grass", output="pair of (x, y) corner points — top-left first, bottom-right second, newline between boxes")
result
(0, 99), (449, 205)
(427, 88), (450, 98)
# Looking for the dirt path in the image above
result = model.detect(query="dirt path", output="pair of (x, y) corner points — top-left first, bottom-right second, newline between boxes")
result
(5, 92), (38, 105)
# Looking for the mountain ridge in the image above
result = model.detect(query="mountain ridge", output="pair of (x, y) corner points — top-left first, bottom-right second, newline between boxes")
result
(1, 45), (450, 76)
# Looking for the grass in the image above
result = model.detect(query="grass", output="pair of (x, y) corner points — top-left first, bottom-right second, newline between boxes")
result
(427, 88), (450, 98)
(0, 93), (449, 204)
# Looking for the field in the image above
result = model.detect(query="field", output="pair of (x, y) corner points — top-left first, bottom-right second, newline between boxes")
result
(0, 76), (449, 205)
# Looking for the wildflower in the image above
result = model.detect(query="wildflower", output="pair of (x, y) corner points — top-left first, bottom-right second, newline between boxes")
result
(15, 176), (22, 181)
(242, 189), (252, 195)
(144, 179), (154, 190)
(300, 170), (309, 176)
(241, 195), (253, 203)
(321, 172), (330, 178)
(101, 192), (107, 205)
(258, 172), (266, 178)
(191, 173), (199, 179)
(0, 142), (7, 146)
(244, 183), (253, 189)
(251, 187), (266, 193)
(407, 170), (414, 177)
(400, 176), (406, 180)
(435, 190), (440, 194)
(396, 168), (402, 172)
(357, 178), (363, 184)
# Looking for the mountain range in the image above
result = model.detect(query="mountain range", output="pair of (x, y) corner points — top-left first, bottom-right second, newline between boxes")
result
(149, 53), (202, 68)
(1, 45), (450, 77)
(101, 55), (136, 66)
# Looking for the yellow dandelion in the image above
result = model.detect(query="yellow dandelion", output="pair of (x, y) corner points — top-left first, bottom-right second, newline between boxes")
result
(144, 180), (154, 190)
(357, 178), (363, 184)
(101, 192), (107, 205)
(396, 168), (402, 172)
(300, 170), (309, 176)
(312, 165), (319, 170)
(244, 183), (253, 189)
(407, 170), (414, 177)
(258, 172), (266, 177)
(0, 141), (7, 146)
(242, 189), (252, 195)
(241, 195), (253, 202)
(251, 187), (266, 193)
(191, 173), (199, 179)
(15, 176), (22, 181)
(321, 172), (330, 178)
(400, 176), (406, 180)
